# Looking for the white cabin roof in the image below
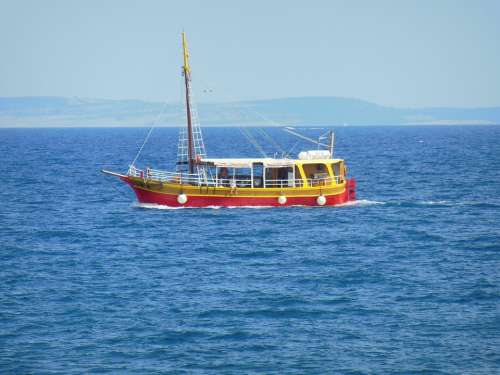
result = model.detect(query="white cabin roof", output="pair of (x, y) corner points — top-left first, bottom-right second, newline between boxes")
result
(201, 157), (343, 168)
(201, 158), (294, 168)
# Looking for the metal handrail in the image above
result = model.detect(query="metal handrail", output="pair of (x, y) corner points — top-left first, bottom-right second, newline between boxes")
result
(128, 165), (345, 187)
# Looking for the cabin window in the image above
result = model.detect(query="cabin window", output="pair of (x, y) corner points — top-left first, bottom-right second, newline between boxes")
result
(295, 166), (304, 187)
(252, 163), (263, 188)
(217, 167), (252, 187)
(331, 162), (343, 184)
(264, 167), (294, 188)
(235, 168), (252, 187)
(216, 167), (230, 187)
(302, 163), (330, 185)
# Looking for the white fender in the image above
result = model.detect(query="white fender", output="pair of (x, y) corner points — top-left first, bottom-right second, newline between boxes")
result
(278, 195), (287, 205)
(316, 195), (326, 206)
(177, 194), (188, 204)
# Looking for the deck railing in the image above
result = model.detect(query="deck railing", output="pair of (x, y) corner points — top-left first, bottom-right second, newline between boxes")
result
(128, 165), (344, 188)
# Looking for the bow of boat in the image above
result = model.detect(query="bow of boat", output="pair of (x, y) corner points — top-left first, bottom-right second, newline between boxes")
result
(101, 169), (129, 180)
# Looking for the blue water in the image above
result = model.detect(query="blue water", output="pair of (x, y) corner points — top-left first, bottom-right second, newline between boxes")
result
(1, 126), (499, 374)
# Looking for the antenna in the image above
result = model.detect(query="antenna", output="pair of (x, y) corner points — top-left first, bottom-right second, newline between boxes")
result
(328, 130), (335, 158)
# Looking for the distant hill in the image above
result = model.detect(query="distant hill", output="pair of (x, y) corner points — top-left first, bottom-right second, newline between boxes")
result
(0, 96), (499, 127)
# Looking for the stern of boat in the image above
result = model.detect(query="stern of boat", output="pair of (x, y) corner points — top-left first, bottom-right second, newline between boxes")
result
(347, 178), (356, 201)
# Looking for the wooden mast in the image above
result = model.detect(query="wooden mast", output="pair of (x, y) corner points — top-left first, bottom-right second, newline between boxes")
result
(182, 32), (194, 174)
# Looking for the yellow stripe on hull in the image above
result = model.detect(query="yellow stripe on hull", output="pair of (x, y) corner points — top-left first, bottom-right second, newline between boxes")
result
(126, 176), (347, 198)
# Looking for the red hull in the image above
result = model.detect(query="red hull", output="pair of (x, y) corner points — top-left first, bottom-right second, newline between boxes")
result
(124, 178), (356, 208)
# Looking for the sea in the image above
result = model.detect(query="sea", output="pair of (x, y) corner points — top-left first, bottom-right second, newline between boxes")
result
(1, 125), (499, 374)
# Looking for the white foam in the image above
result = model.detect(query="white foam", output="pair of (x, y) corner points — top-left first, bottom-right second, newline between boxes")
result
(418, 200), (497, 207)
(132, 202), (185, 210)
(133, 200), (384, 210)
(418, 200), (450, 205)
(225, 206), (274, 209)
(132, 203), (273, 210)
(336, 199), (385, 207)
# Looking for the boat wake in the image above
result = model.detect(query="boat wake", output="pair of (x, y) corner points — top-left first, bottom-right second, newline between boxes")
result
(133, 199), (497, 210)
(379, 199), (499, 208)
(133, 203), (277, 210)
(415, 200), (499, 208)
(133, 203), (186, 210)
(133, 200), (385, 210)
(336, 199), (384, 207)
(417, 200), (451, 205)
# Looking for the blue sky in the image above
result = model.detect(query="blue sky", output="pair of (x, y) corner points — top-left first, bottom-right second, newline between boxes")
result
(1, 0), (499, 107)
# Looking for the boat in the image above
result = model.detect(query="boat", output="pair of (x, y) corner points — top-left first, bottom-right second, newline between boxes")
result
(102, 33), (356, 207)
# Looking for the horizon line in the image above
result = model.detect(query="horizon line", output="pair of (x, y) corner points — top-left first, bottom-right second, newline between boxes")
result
(1, 95), (500, 110)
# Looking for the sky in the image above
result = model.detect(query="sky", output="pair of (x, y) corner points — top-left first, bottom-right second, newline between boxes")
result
(1, 0), (499, 108)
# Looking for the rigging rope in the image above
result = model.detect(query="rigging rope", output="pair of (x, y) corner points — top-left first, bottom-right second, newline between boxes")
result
(239, 127), (268, 158)
(130, 100), (174, 167)
(233, 103), (289, 155)
(285, 140), (301, 158)
(195, 76), (287, 157)
(255, 127), (287, 156)
(228, 104), (287, 156)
